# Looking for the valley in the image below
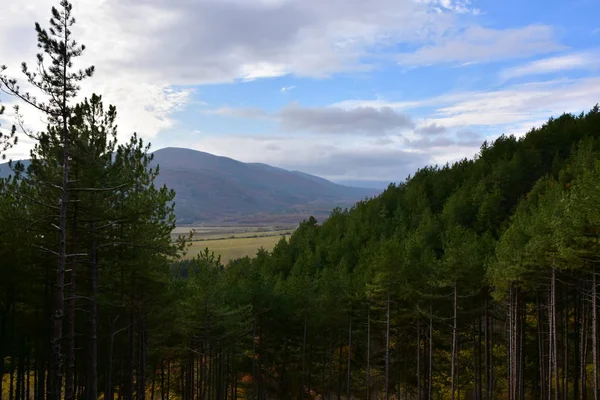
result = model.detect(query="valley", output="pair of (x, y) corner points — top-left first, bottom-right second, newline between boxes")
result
(173, 225), (293, 262)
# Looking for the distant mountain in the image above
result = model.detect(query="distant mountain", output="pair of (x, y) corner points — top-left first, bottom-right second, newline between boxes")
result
(0, 147), (381, 224)
(334, 179), (396, 190)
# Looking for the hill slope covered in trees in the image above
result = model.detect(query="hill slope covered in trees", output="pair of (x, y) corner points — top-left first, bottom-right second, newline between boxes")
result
(163, 105), (600, 399)
(3, 2), (600, 400)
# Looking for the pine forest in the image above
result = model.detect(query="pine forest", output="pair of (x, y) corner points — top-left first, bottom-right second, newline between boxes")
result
(2, 2), (600, 399)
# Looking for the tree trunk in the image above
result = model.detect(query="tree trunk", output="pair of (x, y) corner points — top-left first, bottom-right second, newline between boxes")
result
(346, 317), (352, 400)
(337, 337), (343, 400)
(367, 307), (371, 400)
(65, 259), (76, 400)
(301, 313), (307, 400)
(88, 222), (98, 400)
(537, 293), (547, 400)
(386, 288), (391, 400)
(594, 271), (598, 400)
(484, 298), (490, 400)
(553, 268), (559, 399)
(563, 285), (569, 400)
(327, 337), (333, 400)
(451, 283), (457, 400)
(582, 295), (589, 400)
(417, 313), (421, 400)
(472, 323), (478, 400)
(428, 300), (433, 400)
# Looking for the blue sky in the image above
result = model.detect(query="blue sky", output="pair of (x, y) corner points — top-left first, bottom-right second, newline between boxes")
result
(2, 0), (600, 188)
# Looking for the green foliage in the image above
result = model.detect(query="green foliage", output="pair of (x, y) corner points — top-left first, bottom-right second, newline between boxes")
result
(3, 2), (600, 399)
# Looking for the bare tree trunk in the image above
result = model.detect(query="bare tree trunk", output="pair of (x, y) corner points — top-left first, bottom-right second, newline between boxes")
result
(484, 298), (490, 400)
(337, 337), (343, 400)
(65, 247), (76, 400)
(478, 314), (483, 400)
(327, 336), (333, 400)
(563, 285), (569, 400)
(386, 289), (391, 400)
(252, 318), (257, 398)
(508, 287), (513, 400)
(582, 296), (589, 400)
(594, 271), (598, 400)
(428, 300), (433, 400)
(301, 313), (307, 400)
(417, 313), (421, 400)
(167, 361), (171, 400)
(575, 290), (581, 400)
(451, 283), (457, 400)
(552, 268), (560, 399)
(88, 226), (99, 400)
(472, 323), (478, 400)
(367, 307), (371, 400)
(548, 288), (553, 400)
(537, 293), (547, 400)
(346, 317), (352, 400)
(518, 290), (524, 400)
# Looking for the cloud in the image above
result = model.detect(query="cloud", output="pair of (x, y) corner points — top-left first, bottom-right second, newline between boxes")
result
(429, 77), (600, 128)
(397, 25), (565, 67)
(290, 148), (429, 180)
(174, 73), (600, 181)
(281, 86), (296, 93)
(0, 0), (472, 158)
(85, 0), (458, 84)
(278, 103), (414, 134)
(405, 134), (481, 150)
(0, 0), (193, 151)
(333, 99), (424, 110)
(336, 76), (600, 131)
(178, 133), (429, 182)
(415, 122), (447, 135)
(1, 0), (592, 183)
(205, 107), (269, 119)
(499, 51), (600, 81)
(203, 102), (415, 135)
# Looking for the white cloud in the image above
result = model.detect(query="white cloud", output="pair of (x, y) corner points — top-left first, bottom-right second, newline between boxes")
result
(335, 76), (600, 131)
(202, 102), (415, 135)
(0, 0), (463, 160)
(430, 77), (600, 128)
(397, 25), (565, 67)
(499, 51), (600, 81)
(278, 103), (414, 134)
(333, 99), (424, 110)
(0, 0), (587, 182)
(173, 133), (429, 182)
(415, 122), (447, 135)
(185, 73), (600, 181)
(281, 86), (296, 93)
(205, 107), (269, 119)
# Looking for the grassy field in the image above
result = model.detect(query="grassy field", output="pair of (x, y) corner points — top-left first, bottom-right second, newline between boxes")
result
(175, 225), (293, 263)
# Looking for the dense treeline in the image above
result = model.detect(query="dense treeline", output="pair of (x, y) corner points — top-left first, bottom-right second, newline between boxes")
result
(3, 2), (600, 400)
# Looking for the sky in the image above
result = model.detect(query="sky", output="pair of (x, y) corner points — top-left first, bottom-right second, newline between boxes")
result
(1, 0), (599, 188)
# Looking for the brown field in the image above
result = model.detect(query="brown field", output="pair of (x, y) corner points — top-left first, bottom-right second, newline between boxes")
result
(174, 225), (293, 263)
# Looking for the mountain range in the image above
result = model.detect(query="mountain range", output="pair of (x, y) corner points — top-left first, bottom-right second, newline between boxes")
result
(0, 147), (382, 225)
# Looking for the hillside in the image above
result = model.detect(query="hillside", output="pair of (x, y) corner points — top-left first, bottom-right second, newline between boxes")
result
(0, 147), (381, 224)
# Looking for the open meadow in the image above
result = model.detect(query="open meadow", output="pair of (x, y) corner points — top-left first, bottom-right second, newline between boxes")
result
(173, 225), (294, 263)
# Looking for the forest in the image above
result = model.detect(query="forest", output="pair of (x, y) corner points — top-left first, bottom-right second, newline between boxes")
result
(2, 1), (600, 399)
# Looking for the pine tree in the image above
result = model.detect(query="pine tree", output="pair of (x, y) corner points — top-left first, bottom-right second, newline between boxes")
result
(0, 2), (93, 398)
(0, 99), (17, 160)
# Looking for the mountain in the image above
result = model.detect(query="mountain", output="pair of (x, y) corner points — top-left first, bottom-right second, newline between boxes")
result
(0, 147), (381, 224)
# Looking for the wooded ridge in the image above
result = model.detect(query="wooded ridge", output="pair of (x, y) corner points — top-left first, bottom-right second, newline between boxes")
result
(2, 1), (600, 399)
